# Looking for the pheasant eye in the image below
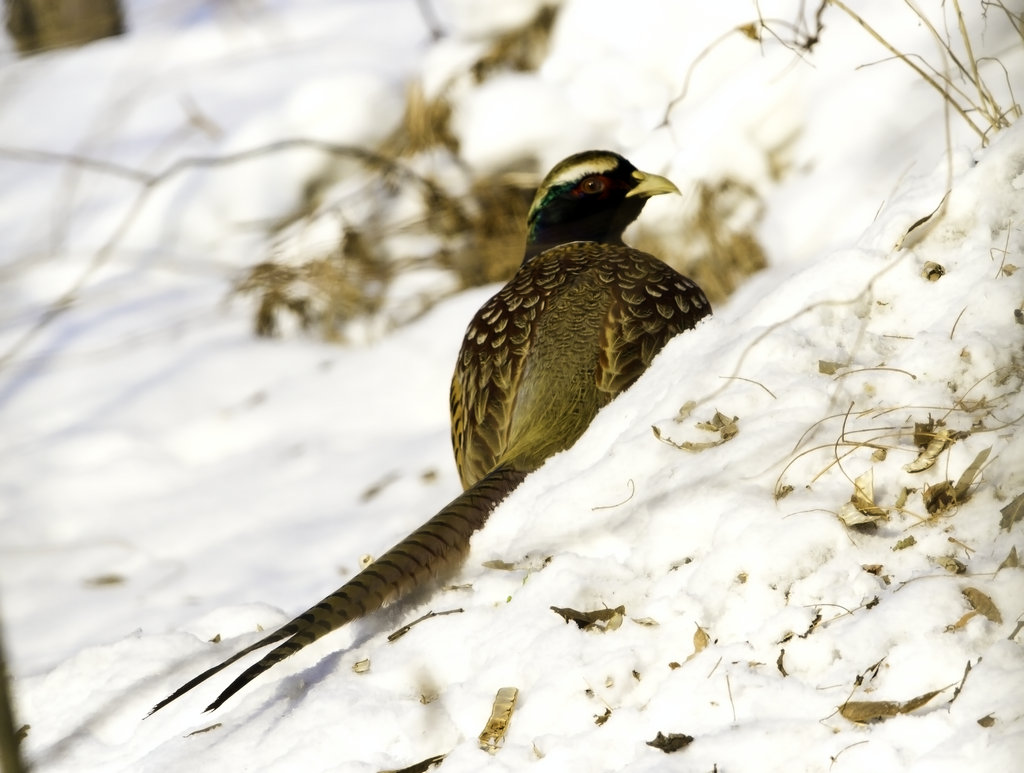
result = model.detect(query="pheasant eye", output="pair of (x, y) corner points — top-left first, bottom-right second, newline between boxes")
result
(579, 176), (607, 195)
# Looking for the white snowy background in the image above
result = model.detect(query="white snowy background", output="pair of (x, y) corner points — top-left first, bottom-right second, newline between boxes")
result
(1, 0), (1023, 771)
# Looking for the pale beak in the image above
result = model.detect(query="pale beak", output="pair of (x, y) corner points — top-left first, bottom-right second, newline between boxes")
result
(625, 169), (681, 198)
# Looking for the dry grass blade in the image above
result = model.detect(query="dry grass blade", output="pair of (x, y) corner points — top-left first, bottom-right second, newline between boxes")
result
(829, 0), (987, 143)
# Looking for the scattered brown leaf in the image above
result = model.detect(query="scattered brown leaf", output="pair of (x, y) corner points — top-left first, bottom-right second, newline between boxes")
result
(954, 447), (991, 498)
(931, 555), (967, 574)
(839, 468), (888, 526)
(839, 689), (942, 723)
(999, 492), (1024, 530)
(962, 588), (1003, 624)
(775, 484), (794, 501)
(686, 624), (710, 662)
(905, 427), (952, 473)
(894, 487), (914, 510)
(923, 481), (957, 515)
(818, 360), (847, 375)
(551, 605), (626, 632)
(893, 536), (917, 551)
(653, 411), (739, 452)
(998, 546), (1019, 570)
(646, 731), (694, 753)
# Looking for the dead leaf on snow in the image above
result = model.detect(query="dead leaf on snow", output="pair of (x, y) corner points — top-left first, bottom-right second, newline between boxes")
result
(551, 605), (626, 632)
(652, 411), (738, 452)
(839, 468), (888, 526)
(631, 616), (659, 627)
(998, 546), (1019, 570)
(912, 417), (938, 448)
(818, 360), (848, 375)
(893, 536), (916, 551)
(953, 447), (991, 498)
(686, 624), (710, 662)
(839, 689), (943, 724)
(999, 492), (1024, 531)
(905, 427), (953, 473)
(923, 481), (957, 515)
(894, 487), (915, 510)
(645, 731), (694, 753)
(930, 555), (967, 574)
(962, 587), (1003, 624)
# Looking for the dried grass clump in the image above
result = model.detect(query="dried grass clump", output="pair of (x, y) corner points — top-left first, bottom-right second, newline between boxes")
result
(469, 6), (558, 83)
(233, 158), (535, 339)
(235, 6), (562, 339)
(237, 229), (392, 339)
(383, 4), (559, 159)
(828, 0), (1021, 147)
(441, 175), (534, 287)
(380, 82), (458, 158)
(773, 361), (1024, 525)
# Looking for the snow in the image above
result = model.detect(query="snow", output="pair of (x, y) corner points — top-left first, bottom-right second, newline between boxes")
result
(1, 0), (1023, 771)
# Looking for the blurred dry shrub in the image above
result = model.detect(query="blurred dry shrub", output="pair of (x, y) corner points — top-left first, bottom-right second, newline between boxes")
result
(234, 1), (766, 338)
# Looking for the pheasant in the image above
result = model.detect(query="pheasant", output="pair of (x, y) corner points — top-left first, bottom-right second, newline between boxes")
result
(149, 150), (711, 716)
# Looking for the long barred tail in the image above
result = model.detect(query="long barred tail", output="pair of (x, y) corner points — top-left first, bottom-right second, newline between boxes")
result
(148, 465), (527, 716)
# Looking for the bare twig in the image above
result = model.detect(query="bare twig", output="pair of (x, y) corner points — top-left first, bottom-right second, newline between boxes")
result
(388, 608), (463, 642)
